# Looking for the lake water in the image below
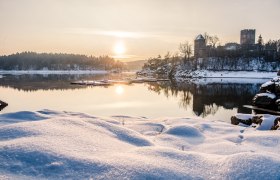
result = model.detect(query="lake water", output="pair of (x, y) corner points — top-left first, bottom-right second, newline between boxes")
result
(0, 74), (269, 122)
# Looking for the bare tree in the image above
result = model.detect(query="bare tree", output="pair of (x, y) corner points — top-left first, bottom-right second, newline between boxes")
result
(204, 32), (219, 48)
(171, 52), (180, 65)
(164, 51), (171, 63)
(204, 32), (211, 46)
(179, 41), (192, 63)
(209, 35), (219, 48)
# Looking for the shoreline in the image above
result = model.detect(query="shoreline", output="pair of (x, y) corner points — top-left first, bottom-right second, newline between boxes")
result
(0, 70), (278, 77)
(175, 70), (278, 79)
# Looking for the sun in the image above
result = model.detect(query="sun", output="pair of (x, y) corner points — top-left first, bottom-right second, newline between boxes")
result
(114, 41), (126, 55)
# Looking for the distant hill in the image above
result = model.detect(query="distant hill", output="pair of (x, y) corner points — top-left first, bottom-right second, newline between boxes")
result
(125, 60), (147, 71)
(0, 52), (124, 71)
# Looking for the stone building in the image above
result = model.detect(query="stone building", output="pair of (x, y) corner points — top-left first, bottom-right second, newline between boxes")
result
(194, 34), (206, 58)
(240, 29), (256, 45)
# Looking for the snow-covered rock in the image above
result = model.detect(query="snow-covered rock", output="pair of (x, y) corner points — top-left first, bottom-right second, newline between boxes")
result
(233, 113), (280, 130)
(0, 110), (279, 179)
(261, 80), (275, 88)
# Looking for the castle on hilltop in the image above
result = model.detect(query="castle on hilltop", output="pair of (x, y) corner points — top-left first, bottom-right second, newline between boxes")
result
(194, 29), (257, 58)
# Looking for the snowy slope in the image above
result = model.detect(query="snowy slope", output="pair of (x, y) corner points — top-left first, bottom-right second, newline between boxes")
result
(0, 110), (280, 179)
(175, 70), (277, 79)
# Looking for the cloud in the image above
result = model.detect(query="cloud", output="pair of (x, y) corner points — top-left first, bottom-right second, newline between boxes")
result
(65, 28), (154, 39)
(62, 27), (200, 44)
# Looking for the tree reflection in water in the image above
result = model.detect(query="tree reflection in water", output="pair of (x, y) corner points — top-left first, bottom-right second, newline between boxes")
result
(179, 91), (192, 111)
(146, 80), (261, 117)
(0, 74), (133, 91)
(0, 74), (263, 117)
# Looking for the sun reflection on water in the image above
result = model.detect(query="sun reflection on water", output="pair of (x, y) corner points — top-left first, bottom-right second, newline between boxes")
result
(115, 85), (124, 95)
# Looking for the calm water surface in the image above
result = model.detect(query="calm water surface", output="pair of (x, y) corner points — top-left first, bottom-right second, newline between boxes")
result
(0, 74), (268, 122)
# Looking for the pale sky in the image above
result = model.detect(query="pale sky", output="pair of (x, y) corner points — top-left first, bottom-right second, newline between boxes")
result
(0, 0), (279, 61)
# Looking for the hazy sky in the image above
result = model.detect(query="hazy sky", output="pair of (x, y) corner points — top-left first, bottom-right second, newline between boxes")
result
(0, 0), (279, 61)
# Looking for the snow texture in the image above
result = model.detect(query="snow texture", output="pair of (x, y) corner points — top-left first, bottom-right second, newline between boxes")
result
(256, 93), (276, 99)
(0, 110), (279, 179)
(175, 70), (277, 79)
(261, 80), (274, 88)
(176, 77), (269, 85)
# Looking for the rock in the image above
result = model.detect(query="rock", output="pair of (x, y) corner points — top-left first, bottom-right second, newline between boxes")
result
(252, 93), (277, 110)
(231, 114), (280, 130)
(231, 115), (263, 126)
(0, 100), (8, 111)
(231, 116), (252, 125)
(251, 116), (263, 124)
(231, 116), (240, 125)
(271, 117), (280, 130)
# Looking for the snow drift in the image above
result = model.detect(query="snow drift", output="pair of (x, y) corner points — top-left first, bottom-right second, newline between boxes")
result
(0, 110), (279, 179)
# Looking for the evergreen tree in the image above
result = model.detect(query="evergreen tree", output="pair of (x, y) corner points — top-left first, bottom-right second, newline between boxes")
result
(257, 34), (264, 58)
(257, 35), (264, 51)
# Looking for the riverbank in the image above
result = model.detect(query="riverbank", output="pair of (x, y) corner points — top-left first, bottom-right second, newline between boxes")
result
(0, 110), (279, 179)
(175, 70), (277, 79)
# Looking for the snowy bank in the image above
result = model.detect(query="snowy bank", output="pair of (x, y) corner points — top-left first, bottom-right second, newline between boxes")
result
(175, 70), (277, 79)
(175, 76), (269, 84)
(0, 110), (280, 179)
(0, 70), (108, 75)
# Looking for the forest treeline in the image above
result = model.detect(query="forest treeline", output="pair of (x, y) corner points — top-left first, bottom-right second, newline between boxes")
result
(0, 52), (124, 70)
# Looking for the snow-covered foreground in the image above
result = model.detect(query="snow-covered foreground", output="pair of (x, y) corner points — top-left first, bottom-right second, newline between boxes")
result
(0, 110), (279, 179)
(0, 70), (108, 75)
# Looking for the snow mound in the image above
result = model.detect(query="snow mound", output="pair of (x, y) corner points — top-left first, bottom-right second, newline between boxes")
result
(0, 111), (50, 126)
(0, 110), (280, 179)
(164, 125), (203, 137)
(220, 153), (280, 179)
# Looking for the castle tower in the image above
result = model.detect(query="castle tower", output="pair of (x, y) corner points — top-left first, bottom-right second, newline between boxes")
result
(240, 29), (256, 45)
(194, 34), (206, 58)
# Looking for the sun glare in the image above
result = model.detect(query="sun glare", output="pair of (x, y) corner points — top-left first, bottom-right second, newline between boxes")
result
(115, 85), (124, 95)
(114, 41), (126, 55)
